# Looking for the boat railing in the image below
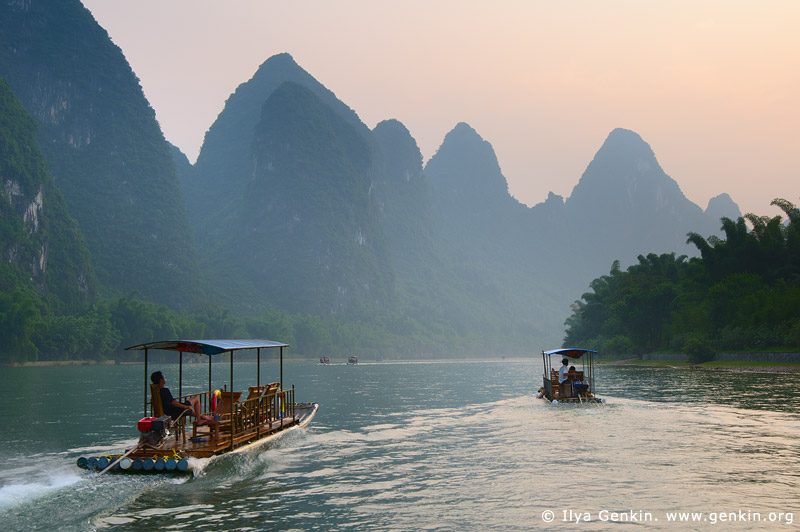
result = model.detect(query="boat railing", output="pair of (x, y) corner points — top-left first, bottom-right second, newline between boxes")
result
(180, 391), (205, 403)
(148, 386), (298, 444)
(172, 391), (214, 417)
(223, 387), (297, 441)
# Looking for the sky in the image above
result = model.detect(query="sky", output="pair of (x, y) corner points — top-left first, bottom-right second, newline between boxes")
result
(80, 0), (798, 218)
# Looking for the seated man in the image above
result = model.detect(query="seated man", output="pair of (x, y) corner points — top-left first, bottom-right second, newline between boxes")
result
(151, 371), (215, 425)
(558, 358), (572, 397)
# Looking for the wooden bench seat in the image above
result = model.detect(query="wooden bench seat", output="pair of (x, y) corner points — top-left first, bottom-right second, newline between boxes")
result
(550, 368), (589, 399)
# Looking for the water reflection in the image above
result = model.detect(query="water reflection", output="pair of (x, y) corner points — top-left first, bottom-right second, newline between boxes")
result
(597, 365), (800, 412)
(2, 361), (800, 531)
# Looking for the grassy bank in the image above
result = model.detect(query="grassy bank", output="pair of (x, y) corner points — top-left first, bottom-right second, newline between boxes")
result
(599, 358), (800, 372)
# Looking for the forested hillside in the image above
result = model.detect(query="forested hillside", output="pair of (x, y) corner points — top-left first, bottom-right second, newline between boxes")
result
(0, 76), (96, 362)
(217, 81), (393, 315)
(0, 0), (200, 307)
(187, 53), (371, 233)
(564, 199), (800, 359)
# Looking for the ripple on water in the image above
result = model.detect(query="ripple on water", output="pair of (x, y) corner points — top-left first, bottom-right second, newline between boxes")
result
(3, 363), (800, 531)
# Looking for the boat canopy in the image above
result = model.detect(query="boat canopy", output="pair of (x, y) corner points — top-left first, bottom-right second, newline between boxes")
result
(543, 348), (597, 359)
(125, 339), (288, 356)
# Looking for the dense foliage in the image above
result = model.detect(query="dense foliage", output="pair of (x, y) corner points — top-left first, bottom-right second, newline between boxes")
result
(222, 81), (393, 316)
(0, 290), (498, 364)
(564, 199), (800, 359)
(0, 0), (200, 308)
(0, 76), (95, 314)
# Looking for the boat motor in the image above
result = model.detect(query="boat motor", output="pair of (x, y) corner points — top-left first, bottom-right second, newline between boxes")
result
(137, 415), (172, 445)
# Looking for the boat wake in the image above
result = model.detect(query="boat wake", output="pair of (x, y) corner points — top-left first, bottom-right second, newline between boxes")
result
(0, 450), (185, 531)
(0, 468), (81, 509)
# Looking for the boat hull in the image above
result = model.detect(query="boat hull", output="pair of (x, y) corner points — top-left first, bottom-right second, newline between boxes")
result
(543, 396), (605, 404)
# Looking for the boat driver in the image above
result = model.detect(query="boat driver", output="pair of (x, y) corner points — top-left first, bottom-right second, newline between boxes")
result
(151, 371), (215, 425)
(558, 358), (571, 397)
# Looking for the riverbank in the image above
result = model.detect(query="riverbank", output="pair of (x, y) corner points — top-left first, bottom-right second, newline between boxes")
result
(1, 355), (323, 367)
(6, 353), (800, 370)
(600, 357), (800, 373)
(1, 359), (117, 367)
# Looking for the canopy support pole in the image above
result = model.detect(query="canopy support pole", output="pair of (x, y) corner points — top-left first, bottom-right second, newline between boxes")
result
(542, 351), (547, 380)
(256, 347), (262, 439)
(143, 348), (149, 418)
(179, 351), (183, 398)
(230, 349), (234, 451)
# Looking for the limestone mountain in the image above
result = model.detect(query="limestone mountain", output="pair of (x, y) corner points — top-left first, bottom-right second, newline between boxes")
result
(705, 193), (741, 223)
(561, 128), (741, 286)
(424, 123), (567, 347)
(187, 53), (371, 232)
(0, 11), (749, 355)
(0, 76), (94, 312)
(423, 124), (742, 347)
(0, 0), (199, 307)
(371, 119), (434, 280)
(191, 79), (393, 316)
(372, 119), (492, 348)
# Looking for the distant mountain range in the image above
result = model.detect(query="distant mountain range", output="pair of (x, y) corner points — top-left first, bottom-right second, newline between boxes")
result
(0, 0), (741, 351)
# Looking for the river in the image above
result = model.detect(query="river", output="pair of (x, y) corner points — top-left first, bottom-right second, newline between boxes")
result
(1, 360), (798, 531)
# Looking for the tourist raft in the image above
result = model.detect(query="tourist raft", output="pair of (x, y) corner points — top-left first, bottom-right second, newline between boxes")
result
(539, 348), (604, 404)
(76, 339), (318, 475)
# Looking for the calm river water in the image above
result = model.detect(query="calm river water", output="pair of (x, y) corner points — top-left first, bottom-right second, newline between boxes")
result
(1, 359), (799, 531)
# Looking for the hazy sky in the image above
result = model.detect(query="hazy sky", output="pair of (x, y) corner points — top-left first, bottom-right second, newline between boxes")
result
(81, 0), (798, 217)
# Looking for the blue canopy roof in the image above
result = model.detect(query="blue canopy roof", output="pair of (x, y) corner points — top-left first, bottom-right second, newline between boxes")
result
(543, 348), (597, 359)
(125, 339), (288, 356)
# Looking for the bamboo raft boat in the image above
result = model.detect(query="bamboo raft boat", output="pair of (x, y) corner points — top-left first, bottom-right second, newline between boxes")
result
(76, 339), (318, 475)
(539, 348), (605, 404)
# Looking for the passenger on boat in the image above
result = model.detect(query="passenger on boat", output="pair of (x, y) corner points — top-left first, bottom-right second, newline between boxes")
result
(568, 365), (589, 395)
(558, 358), (572, 397)
(558, 358), (570, 384)
(150, 371), (215, 425)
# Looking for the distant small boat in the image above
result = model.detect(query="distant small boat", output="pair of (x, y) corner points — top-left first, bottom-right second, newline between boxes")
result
(319, 356), (330, 365)
(538, 348), (604, 404)
(348, 356), (358, 365)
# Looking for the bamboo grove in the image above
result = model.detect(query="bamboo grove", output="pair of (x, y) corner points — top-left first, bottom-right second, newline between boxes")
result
(563, 199), (800, 361)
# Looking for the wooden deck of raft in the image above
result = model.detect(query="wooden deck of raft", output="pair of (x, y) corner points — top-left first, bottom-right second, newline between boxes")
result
(158, 415), (300, 457)
(137, 382), (300, 458)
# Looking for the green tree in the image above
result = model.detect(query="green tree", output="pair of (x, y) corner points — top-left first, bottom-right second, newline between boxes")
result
(0, 290), (41, 363)
(565, 199), (800, 355)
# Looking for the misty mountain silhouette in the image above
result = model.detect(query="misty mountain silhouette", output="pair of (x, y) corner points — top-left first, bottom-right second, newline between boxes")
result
(562, 128), (740, 281)
(0, 7), (744, 353)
